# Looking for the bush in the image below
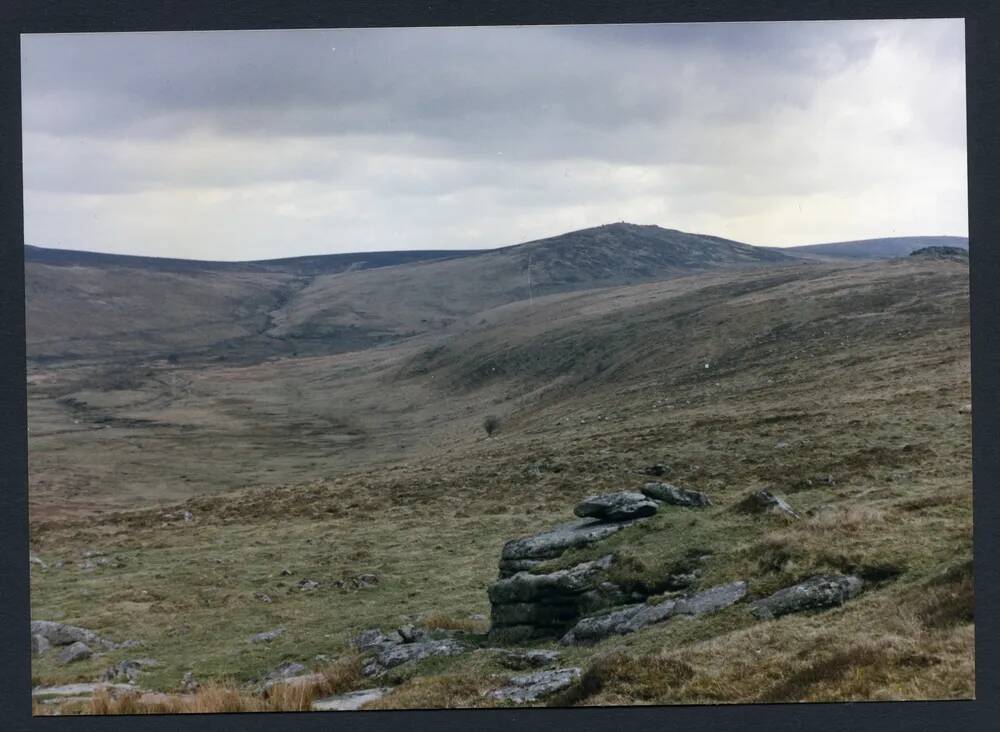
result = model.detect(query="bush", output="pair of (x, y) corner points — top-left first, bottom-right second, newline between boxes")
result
(483, 415), (501, 437)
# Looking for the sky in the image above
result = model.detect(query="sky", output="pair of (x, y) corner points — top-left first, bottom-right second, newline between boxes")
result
(21, 20), (967, 261)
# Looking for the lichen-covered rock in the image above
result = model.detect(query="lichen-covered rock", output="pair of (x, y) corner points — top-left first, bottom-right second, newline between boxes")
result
(362, 638), (468, 676)
(500, 521), (631, 564)
(488, 556), (620, 640)
(641, 482), (712, 507)
(99, 658), (158, 683)
(31, 634), (51, 657)
(573, 491), (659, 522)
(352, 628), (402, 652)
(496, 649), (561, 670)
(751, 574), (862, 619)
(486, 667), (581, 703)
(560, 580), (748, 645)
(56, 641), (92, 665)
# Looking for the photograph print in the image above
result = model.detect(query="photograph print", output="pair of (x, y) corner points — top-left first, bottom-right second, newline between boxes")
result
(23, 19), (972, 714)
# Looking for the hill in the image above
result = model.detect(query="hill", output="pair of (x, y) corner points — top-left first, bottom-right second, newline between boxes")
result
(27, 254), (972, 709)
(780, 236), (968, 260)
(25, 223), (799, 362)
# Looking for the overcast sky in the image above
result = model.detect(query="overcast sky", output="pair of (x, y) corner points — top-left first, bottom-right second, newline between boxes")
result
(21, 20), (966, 261)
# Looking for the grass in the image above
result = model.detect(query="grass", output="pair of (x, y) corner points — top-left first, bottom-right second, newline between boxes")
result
(27, 258), (973, 711)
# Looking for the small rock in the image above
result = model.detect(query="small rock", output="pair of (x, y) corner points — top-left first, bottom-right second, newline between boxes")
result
(573, 491), (658, 522)
(644, 463), (670, 477)
(959, 403), (972, 414)
(182, 511), (194, 522)
(279, 569), (292, 576)
(250, 627), (285, 644)
(500, 520), (632, 567)
(734, 490), (800, 519)
(312, 687), (389, 711)
(297, 579), (320, 592)
(751, 574), (863, 619)
(56, 641), (92, 665)
(641, 482), (712, 507)
(497, 649), (561, 670)
(181, 671), (199, 693)
(363, 639), (468, 676)
(30, 554), (47, 570)
(30, 620), (116, 650)
(397, 624), (426, 643)
(486, 667), (581, 703)
(254, 591), (273, 603)
(100, 658), (158, 683)
(352, 628), (403, 653)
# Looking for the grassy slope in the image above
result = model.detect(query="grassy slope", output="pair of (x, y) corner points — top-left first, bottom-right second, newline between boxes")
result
(28, 257), (972, 708)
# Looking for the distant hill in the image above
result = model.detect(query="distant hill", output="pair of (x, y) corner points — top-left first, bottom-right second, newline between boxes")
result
(779, 236), (968, 260)
(24, 244), (478, 275)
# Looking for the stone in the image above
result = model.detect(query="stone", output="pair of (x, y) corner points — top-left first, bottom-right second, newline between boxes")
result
(488, 555), (614, 605)
(641, 482), (712, 507)
(249, 627), (285, 643)
(734, 490), (800, 519)
(397, 624), (427, 643)
(751, 574), (863, 619)
(486, 667), (581, 703)
(297, 579), (320, 591)
(30, 554), (47, 569)
(56, 641), (92, 665)
(100, 658), (158, 683)
(363, 638), (468, 676)
(644, 463), (670, 477)
(254, 591), (273, 603)
(574, 491), (659, 522)
(32, 634), (51, 657)
(959, 403), (972, 414)
(312, 687), (389, 711)
(352, 628), (403, 653)
(500, 520), (631, 564)
(497, 649), (562, 670)
(30, 620), (117, 650)
(181, 671), (199, 693)
(561, 581), (747, 645)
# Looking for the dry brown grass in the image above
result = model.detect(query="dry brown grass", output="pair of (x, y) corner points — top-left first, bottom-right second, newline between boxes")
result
(366, 674), (489, 710)
(420, 611), (489, 634)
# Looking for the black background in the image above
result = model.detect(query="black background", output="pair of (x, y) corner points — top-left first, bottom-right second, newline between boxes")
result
(1, 2), (997, 730)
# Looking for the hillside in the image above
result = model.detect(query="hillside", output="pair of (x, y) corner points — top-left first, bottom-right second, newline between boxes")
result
(781, 236), (969, 260)
(27, 254), (972, 710)
(25, 223), (800, 362)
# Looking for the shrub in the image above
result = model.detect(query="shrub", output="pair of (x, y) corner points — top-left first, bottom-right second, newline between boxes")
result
(483, 415), (501, 437)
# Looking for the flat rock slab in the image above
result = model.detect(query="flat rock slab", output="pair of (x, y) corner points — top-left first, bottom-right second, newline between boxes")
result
(751, 574), (862, 619)
(574, 491), (659, 522)
(500, 521), (633, 563)
(313, 687), (390, 711)
(488, 555), (614, 605)
(496, 649), (562, 670)
(561, 580), (747, 645)
(363, 639), (468, 676)
(32, 683), (136, 699)
(641, 482), (712, 507)
(486, 668), (581, 703)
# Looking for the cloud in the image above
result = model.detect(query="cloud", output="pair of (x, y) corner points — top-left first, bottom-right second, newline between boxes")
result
(21, 19), (966, 258)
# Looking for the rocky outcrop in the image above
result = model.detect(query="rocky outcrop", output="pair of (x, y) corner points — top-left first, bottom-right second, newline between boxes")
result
(32, 634), (51, 657)
(497, 520), (634, 578)
(574, 492), (658, 522)
(486, 668), (581, 703)
(641, 482), (712, 507)
(488, 555), (630, 642)
(751, 574), (863, 619)
(560, 580), (747, 645)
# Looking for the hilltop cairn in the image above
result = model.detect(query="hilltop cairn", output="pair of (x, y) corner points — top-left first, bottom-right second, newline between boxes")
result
(488, 489), (712, 643)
